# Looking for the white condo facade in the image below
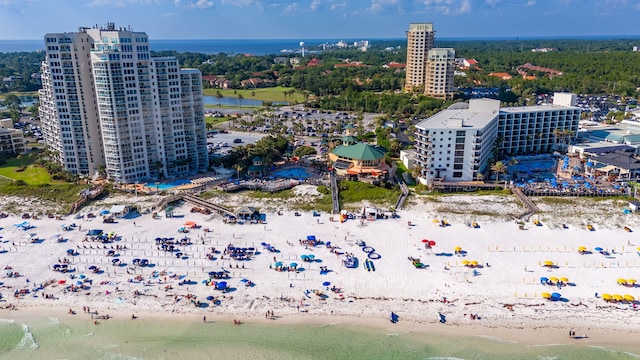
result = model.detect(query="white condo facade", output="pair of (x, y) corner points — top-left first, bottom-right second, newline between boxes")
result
(414, 93), (581, 184)
(39, 23), (208, 184)
(424, 48), (456, 100)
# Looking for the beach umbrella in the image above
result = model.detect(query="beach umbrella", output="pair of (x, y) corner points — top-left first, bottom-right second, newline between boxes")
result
(206, 295), (214, 301)
(58, 279), (66, 285)
(577, 246), (586, 252)
(322, 281), (331, 286)
(541, 292), (551, 299)
(617, 278), (627, 285)
(624, 294), (635, 301)
(602, 294), (612, 301)
(559, 277), (569, 283)
(76, 280), (83, 286)
(88, 265), (97, 270)
(543, 260), (554, 267)
(551, 292), (561, 300)
(613, 294), (624, 302)
(454, 246), (462, 252)
(470, 260), (478, 267)
(290, 262), (298, 268)
(421, 239), (429, 243)
(549, 277), (559, 283)
(53, 264), (61, 268)
(594, 247), (603, 252)
(300, 255), (308, 260)
(461, 260), (470, 266)
(428, 240), (436, 247)
(217, 281), (227, 290)
(627, 279), (637, 284)
(274, 261), (283, 267)
(307, 254), (315, 259)
(540, 277), (549, 283)
(78, 274), (86, 279)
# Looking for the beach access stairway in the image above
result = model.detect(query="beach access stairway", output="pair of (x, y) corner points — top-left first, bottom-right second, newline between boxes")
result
(511, 185), (539, 219)
(390, 162), (409, 210)
(330, 171), (340, 214)
(181, 194), (235, 217)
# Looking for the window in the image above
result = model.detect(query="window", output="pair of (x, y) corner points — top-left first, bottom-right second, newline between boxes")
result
(453, 172), (463, 178)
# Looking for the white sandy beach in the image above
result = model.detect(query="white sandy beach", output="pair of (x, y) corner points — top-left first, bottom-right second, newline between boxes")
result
(1, 187), (640, 348)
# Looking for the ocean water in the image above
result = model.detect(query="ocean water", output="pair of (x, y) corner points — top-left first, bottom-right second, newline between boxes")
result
(0, 316), (639, 360)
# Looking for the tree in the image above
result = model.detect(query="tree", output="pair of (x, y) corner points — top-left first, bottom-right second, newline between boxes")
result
(233, 163), (244, 181)
(237, 93), (244, 107)
(411, 164), (423, 181)
(215, 90), (223, 106)
(490, 161), (508, 182)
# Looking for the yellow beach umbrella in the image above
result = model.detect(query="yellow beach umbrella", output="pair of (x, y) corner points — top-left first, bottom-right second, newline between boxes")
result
(559, 277), (569, 283)
(617, 278), (628, 284)
(541, 292), (551, 299)
(577, 246), (586, 252)
(602, 294), (612, 301)
(549, 277), (559, 283)
(627, 279), (637, 284)
(543, 260), (554, 266)
(624, 294), (635, 301)
(433, 219), (440, 223)
(470, 260), (478, 267)
(613, 294), (624, 301)
(454, 246), (462, 252)
(461, 260), (470, 266)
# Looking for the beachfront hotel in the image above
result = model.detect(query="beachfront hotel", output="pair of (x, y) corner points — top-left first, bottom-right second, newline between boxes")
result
(39, 23), (208, 183)
(404, 23), (455, 100)
(414, 93), (581, 184)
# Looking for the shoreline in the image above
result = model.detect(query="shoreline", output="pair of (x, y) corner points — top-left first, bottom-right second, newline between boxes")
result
(4, 303), (640, 352)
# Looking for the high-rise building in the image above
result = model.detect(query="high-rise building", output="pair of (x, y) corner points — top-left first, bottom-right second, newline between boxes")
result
(404, 23), (435, 92)
(424, 48), (456, 100)
(404, 23), (455, 99)
(39, 23), (208, 183)
(414, 93), (581, 184)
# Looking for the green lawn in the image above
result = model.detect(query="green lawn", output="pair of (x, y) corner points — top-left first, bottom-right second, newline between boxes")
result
(203, 86), (304, 103)
(0, 156), (51, 185)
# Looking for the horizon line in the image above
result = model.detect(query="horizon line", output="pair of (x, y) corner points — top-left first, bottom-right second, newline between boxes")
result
(2, 35), (640, 42)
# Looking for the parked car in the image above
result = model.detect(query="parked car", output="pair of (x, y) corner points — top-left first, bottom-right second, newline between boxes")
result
(233, 138), (242, 143)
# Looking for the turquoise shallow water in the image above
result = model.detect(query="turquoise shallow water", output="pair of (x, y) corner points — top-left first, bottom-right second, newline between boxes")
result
(0, 316), (639, 360)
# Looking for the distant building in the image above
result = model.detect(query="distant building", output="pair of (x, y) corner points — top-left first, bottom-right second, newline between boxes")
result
(329, 142), (390, 180)
(488, 72), (513, 80)
(424, 48), (455, 100)
(404, 23), (435, 92)
(0, 118), (25, 155)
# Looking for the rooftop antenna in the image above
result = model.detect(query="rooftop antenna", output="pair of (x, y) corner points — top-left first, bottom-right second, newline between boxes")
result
(300, 41), (305, 57)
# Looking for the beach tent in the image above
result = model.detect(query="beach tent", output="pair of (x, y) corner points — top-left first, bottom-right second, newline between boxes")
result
(307, 235), (317, 241)
(184, 221), (197, 228)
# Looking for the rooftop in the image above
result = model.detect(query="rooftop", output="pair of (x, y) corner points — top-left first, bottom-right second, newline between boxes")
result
(500, 104), (580, 113)
(331, 142), (386, 161)
(415, 108), (497, 130)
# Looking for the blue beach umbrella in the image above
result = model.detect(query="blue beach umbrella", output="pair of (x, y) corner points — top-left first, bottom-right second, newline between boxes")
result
(206, 295), (214, 301)
(540, 277), (549, 283)
(551, 292), (561, 300)
(322, 281), (331, 286)
(307, 254), (315, 259)
(595, 247), (603, 252)
(290, 262), (298, 267)
(274, 261), (283, 267)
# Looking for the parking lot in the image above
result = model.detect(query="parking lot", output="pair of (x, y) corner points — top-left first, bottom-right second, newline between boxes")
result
(206, 131), (267, 154)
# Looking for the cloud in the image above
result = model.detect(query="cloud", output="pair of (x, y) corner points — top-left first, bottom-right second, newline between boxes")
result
(418, 0), (471, 15)
(85, 0), (164, 7)
(0, 0), (36, 13)
(525, 0), (535, 6)
(185, 0), (213, 8)
(368, 0), (399, 13)
(282, 2), (298, 14)
(310, 0), (320, 11)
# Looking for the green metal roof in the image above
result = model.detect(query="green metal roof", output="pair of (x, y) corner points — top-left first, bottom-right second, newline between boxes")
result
(331, 142), (387, 161)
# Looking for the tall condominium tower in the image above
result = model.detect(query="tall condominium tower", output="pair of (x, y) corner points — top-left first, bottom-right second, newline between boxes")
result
(424, 48), (455, 100)
(39, 23), (208, 184)
(404, 23), (435, 92)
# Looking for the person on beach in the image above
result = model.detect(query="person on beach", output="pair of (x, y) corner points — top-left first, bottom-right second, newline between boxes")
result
(203, 316), (206, 323)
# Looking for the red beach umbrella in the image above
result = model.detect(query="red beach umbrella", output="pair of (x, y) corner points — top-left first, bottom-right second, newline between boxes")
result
(58, 279), (66, 284)
(428, 241), (436, 247)
(421, 239), (429, 243)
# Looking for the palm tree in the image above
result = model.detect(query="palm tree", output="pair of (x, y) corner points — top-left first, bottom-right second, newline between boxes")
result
(233, 164), (244, 181)
(215, 90), (223, 107)
(490, 161), (508, 182)
(237, 93), (244, 108)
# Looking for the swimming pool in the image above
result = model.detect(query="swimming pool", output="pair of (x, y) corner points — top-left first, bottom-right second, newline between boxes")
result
(272, 167), (311, 179)
(146, 179), (192, 190)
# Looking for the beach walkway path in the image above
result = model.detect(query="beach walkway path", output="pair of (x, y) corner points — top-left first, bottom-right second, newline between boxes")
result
(182, 194), (236, 217)
(511, 186), (539, 219)
(330, 171), (340, 214)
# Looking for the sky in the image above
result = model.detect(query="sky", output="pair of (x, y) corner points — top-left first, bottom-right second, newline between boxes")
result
(0, 0), (639, 40)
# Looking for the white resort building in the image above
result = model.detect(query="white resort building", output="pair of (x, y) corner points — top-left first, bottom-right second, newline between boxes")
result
(414, 93), (581, 184)
(39, 23), (208, 183)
